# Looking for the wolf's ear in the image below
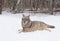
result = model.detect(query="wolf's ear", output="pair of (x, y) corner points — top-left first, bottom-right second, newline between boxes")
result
(28, 15), (30, 17)
(23, 14), (25, 17)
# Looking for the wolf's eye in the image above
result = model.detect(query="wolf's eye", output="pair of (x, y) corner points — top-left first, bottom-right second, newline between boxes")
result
(24, 21), (25, 23)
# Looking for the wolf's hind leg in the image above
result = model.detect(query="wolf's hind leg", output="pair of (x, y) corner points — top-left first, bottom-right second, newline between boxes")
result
(45, 28), (51, 32)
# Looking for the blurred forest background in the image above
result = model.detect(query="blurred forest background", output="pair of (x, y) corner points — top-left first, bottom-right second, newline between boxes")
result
(0, 0), (60, 14)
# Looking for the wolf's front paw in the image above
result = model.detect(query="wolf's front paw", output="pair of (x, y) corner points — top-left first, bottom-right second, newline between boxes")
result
(18, 29), (23, 33)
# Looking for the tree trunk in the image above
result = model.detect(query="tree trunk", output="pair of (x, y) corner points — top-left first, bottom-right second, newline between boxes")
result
(12, 0), (17, 11)
(0, 0), (2, 14)
(49, 0), (54, 15)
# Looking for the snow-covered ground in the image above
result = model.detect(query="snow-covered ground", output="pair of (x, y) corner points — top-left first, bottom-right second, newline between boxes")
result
(0, 11), (60, 41)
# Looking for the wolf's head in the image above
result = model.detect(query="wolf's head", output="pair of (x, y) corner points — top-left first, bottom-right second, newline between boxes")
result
(22, 14), (31, 28)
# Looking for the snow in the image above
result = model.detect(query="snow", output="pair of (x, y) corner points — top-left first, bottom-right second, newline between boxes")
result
(0, 11), (60, 41)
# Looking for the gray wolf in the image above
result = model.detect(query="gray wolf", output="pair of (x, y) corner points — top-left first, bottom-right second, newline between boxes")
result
(19, 15), (55, 32)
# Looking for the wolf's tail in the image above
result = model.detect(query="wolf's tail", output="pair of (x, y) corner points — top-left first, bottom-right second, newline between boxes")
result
(48, 25), (55, 28)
